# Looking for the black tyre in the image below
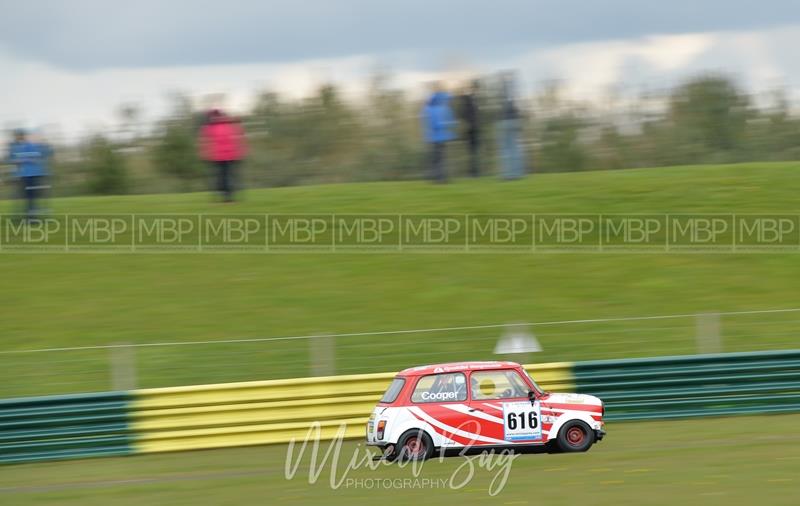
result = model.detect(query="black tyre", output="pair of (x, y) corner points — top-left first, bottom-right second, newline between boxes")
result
(396, 430), (434, 461)
(556, 420), (595, 453)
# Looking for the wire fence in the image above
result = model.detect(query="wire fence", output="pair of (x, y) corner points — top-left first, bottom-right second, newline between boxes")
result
(1, 308), (798, 398)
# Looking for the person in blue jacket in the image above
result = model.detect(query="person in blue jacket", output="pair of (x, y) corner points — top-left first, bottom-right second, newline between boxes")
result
(7, 129), (51, 218)
(497, 72), (526, 180)
(421, 83), (457, 183)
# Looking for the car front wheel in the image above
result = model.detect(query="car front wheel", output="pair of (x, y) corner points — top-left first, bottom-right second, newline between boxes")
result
(556, 420), (595, 453)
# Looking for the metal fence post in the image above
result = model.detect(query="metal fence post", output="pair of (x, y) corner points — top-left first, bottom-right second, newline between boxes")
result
(109, 342), (137, 391)
(309, 335), (335, 377)
(696, 313), (722, 354)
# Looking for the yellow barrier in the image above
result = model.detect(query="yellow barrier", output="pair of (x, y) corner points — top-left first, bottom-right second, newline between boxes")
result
(131, 363), (574, 454)
(525, 362), (575, 392)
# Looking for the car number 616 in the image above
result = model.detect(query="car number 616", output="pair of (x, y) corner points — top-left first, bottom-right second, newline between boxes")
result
(506, 411), (538, 430)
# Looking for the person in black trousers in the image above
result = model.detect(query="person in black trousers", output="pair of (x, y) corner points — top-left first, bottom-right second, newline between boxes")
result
(460, 80), (481, 177)
(199, 110), (247, 202)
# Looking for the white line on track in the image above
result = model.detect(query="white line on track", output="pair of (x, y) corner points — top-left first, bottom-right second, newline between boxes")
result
(3, 307), (799, 354)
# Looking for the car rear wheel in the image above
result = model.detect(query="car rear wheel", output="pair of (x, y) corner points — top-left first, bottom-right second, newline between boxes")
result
(396, 430), (434, 461)
(556, 420), (595, 453)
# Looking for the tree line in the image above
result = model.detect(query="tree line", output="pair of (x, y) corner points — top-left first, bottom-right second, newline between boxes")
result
(42, 73), (800, 196)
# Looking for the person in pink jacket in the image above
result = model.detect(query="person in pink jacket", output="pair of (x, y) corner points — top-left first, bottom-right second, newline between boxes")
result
(199, 109), (247, 202)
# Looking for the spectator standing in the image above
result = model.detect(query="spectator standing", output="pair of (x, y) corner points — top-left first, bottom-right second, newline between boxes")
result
(421, 83), (456, 183)
(6, 129), (51, 218)
(497, 74), (526, 180)
(460, 80), (481, 177)
(199, 109), (247, 202)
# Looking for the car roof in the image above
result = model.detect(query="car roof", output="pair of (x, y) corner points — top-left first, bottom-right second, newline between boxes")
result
(397, 361), (523, 377)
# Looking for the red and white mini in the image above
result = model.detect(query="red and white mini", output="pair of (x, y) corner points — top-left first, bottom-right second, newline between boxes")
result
(366, 361), (606, 460)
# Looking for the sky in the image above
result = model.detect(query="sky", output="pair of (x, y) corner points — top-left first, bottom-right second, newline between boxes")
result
(1, 0), (799, 140)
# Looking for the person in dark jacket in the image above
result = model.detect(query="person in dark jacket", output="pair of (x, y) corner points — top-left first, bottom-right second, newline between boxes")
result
(460, 80), (481, 177)
(199, 110), (247, 202)
(421, 83), (457, 183)
(6, 129), (51, 218)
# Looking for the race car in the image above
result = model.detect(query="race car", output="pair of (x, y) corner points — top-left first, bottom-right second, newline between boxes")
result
(366, 361), (605, 460)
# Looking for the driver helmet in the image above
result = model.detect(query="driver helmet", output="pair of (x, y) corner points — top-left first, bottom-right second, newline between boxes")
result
(479, 379), (496, 397)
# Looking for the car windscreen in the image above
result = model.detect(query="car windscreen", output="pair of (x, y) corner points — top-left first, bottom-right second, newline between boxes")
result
(379, 378), (406, 403)
(523, 370), (544, 394)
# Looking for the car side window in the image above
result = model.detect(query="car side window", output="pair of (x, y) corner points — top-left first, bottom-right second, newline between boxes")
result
(411, 373), (467, 403)
(379, 378), (406, 404)
(470, 370), (530, 400)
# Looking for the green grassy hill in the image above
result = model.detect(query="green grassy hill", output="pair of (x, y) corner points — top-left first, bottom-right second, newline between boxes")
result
(2, 162), (800, 396)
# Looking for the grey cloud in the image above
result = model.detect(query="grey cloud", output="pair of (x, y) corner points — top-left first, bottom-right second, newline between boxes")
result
(0, 0), (798, 70)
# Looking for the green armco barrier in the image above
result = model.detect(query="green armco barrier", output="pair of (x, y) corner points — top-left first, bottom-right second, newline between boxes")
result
(0, 391), (134, 464)
(574, 350), (800, 421)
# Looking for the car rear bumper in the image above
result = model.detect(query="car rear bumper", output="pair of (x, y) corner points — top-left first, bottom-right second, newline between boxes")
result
(595, 429), (606, 441)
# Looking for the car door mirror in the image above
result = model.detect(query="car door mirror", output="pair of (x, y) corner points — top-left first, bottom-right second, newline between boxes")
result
(528, 390), (536, 403)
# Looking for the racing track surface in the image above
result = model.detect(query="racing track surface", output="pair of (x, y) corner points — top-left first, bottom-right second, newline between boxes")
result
(1, 414), (798, 505)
